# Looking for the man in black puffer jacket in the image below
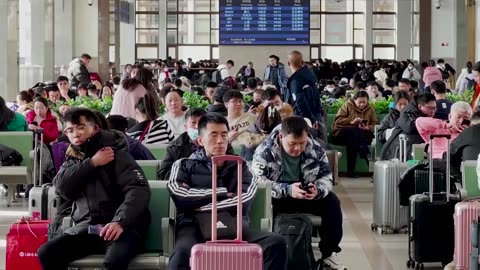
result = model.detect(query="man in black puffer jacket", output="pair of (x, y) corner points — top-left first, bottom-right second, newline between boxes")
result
(380, 93), (436, 160)
(38, 108), (151, 270)
(450, 111), (480, 179)
(167, 113), (287, 270)
(157, 109), (234, 180)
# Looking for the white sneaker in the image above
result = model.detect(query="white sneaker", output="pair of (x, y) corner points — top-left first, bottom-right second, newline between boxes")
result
(444, 261), (455, 270)
(323, 253), (345, 270)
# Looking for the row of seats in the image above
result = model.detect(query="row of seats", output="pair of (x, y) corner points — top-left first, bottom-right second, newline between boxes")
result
(65, 180), (272, 270)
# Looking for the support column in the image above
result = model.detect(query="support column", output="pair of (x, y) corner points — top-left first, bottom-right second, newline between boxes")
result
(159, 0), (167, 59)
(0, 0), (19, 101)
(419, 0), (431, 64)
(44, 0), (55, 81)
(364, 0), (373, 60)
(98, 0), (110, 82)
(120, 0), (135, 66)
(455, 0), (468, 72)
(465, 0), (476, 62)
(54, 0), (74, 72)
(29, 0), (54, 82)
(114, 0), (120, 72)
(396, 0), (412, 60)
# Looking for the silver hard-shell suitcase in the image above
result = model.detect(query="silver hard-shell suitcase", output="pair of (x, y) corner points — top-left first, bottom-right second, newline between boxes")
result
(28, 129), (58, 221)
(372, 134), (409, 233)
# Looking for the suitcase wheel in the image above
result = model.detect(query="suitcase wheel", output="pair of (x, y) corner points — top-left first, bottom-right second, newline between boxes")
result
(370, 223), (377, 231)
(415, 263), (424, 270)
(406, 259), (415, 269)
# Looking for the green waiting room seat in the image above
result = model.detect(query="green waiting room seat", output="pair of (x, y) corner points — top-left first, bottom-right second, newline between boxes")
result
(136, 160), (163, 181)
(0, 131), (34, 206)
(459, 160), (480, 199)
(67, 181), (174, 270)
(144, 144), (168, 160)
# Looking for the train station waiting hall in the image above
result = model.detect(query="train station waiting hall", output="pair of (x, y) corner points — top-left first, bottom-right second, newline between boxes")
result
(1, 0), (480, 270)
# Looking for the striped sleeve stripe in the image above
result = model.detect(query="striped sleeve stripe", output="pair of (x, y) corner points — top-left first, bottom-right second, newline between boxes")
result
(200, 161), (259, 211)
(167, 159), (228, 198)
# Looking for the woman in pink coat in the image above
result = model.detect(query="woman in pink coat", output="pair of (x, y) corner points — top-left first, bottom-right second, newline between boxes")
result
(110, 68), (160, 119)
(416, 101), (472, 159)
(423, 60), (443, 89)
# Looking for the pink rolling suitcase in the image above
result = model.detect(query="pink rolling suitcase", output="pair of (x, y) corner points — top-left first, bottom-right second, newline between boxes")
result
(190, 155), (263, 270)
(454, 198), (480, 270)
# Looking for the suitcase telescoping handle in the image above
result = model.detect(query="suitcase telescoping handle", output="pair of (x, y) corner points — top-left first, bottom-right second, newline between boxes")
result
(32, 129), (44, 186)
(211, 155), (244, 242)
(428, 134), (451, 203)
(398, 134), (408, 162)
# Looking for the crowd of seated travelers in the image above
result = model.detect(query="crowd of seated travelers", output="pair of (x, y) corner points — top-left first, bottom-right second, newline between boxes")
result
(2, 54), (480, 270)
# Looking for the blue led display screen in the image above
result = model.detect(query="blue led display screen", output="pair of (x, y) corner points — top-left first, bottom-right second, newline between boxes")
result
(220, 0), (310, 45)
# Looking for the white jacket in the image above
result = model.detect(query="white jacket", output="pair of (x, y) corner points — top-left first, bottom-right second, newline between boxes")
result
(217, 64), (231, 80)
(402, 68), (422, 82)
(374, 69), (388, 85)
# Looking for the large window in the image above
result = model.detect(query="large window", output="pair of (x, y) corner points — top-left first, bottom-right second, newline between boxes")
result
(310, 0), (365, 62)
(135, 0), (159, 60)
(166, 0), (218, 61)
(372, 0), (397, 60)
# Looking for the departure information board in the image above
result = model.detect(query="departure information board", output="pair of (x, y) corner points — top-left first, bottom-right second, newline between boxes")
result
(220, 0), (310, 45)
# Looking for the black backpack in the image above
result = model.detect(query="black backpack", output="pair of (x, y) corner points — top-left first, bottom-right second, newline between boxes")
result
(212, 68), (227, 84)
(439, 68), (450, 80)
(0, 144), (23, 166)
(273, 214), (317, 270)
(466, 78), (476, 91)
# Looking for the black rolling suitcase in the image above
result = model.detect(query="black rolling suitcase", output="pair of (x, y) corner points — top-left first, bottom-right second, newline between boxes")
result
(407, 134), (459, 270)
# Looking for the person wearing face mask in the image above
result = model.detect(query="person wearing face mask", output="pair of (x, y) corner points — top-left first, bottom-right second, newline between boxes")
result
(377, 91), (411, 144)
(37, 108), (151, 270)
(158, 65), (171, 85)
(380, 93), (437, 160)
(320, 80), (336, 98)
(158, 109), (235, 180)
(332, 91), (377, 178)
(416, 101), (472, 159)
(402, 62), (422, 82)
(374, 63), (389, 86)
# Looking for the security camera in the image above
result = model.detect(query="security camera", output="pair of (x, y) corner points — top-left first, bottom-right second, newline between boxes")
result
(87, 0), (93, 6)
(435, 0), (441, 9)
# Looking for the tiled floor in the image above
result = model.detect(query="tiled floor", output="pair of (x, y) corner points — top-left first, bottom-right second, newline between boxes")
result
(0, 178), (447, 270)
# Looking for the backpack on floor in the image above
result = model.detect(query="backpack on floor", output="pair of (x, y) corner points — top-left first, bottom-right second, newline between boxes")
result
(273, 214), (316, 270)
(0, 144), (23, 166)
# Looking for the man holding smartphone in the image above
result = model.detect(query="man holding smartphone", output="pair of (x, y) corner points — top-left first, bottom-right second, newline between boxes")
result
(252, 116), (344, 270)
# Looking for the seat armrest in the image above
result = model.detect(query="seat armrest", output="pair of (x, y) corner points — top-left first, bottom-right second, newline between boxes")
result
(260, 218), (271, 233)
(62, 217), (72, 231)
(459, 188), (469, 201)
(161, 217), (175, 256)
